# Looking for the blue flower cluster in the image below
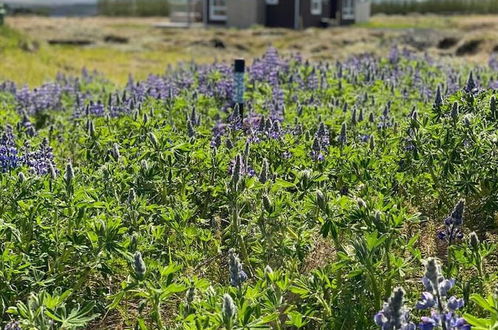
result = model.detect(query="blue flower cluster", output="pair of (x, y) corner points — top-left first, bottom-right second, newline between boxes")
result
(375, 258), (470, 330)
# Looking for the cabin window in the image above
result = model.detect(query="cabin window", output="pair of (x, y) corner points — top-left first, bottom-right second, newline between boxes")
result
(311, 0), (322, 15)
(342, 0), (355, 19)
(209, 0), (227, 21)
(266, 0), (279, 4)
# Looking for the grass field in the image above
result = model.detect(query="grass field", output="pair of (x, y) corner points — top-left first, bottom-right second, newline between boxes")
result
(1, 15), (498, 86)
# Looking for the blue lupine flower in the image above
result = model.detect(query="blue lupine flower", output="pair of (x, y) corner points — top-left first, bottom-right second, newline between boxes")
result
(416, 292), (436, 309)
(374, 287), (416, 330)
(447, 296), (465, 311)
(438, 200), (465, 244)
(417, 258), (469, 330)
(228, 249), (248, 287)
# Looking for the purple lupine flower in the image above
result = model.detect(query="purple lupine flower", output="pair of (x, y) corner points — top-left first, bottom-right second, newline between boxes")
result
(315, 122), (329, 147)
(228, 249), (247, 287)
(417, 258), (469, 330)
(464, 71), (476, 93)
(489, 55), (498, 71)
(21, 138), (56, 175)
(388, 46), (400, 64)
(338, 122), (347, 145)
(416, 292), (436, 309)
(374, 287), (415, 330)
(447, 297), (465, 311)
(0, 126), (20, 172)
(438, 200), (465, 244)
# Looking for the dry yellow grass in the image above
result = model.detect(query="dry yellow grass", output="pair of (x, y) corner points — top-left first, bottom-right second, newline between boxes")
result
(1, 15), (498, 86)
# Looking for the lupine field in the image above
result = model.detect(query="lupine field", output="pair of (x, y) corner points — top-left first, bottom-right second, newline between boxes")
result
(0, 46), (497, 329)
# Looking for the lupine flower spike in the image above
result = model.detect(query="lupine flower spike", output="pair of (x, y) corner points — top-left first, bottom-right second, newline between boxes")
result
(438, 200), (465, 245)
(374, 287), (416, 330)
(228, 249), (248, 287)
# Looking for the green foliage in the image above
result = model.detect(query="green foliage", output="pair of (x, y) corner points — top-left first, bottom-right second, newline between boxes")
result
(97, 0), (170, 17)
(0, 49), (497, 329)
(373, 0), (498, 15)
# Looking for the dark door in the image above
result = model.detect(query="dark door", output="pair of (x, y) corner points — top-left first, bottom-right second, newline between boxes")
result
(330, 0), (338, 18)
(266, 0), (295, 28)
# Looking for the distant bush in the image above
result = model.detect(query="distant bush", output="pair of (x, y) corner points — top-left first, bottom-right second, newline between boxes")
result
(373, 0), (498, 14)
(97, 0), (170, 16)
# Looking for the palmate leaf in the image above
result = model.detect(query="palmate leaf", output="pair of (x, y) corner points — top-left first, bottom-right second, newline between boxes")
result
(45, 302), (99, 329)
(463, 313), (498, 330)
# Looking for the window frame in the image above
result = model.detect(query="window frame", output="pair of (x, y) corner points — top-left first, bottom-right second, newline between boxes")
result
(342, 0), (355, 20)
(209, 0), (227, 21)
(310, 0), (322, 15)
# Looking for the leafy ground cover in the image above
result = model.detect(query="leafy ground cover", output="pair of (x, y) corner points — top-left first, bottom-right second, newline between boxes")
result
(0, 47), (497, 329)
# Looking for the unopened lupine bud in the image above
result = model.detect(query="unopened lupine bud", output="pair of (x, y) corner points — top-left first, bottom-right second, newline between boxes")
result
(87, 120), (95, 137)
(134, 251), (146, 278)
(375, 211), (382, 223)
(49, 163), (57, 180)
(128, 188), (137, 204)
(186, 287), (195, 304)
(232, 155), (242, 188)
(226, 138), (234, 149)
(111, 143), (120, 161)
(465, 71), (476, 92)
(469, 231), (480, 250)
(65, 162), (74, 183)
(243, 142), (250, 165)
(301, 169), (311, 187)
(369, 136), (375, 151)
(130, 233), (138, 251)
(18, 172), (26, 182)
(357, 198), (367, 209)
(490, 96), (496, 118)
(369, 112), (375, 123)
(316, 190), (327, 212)
(141, 159), (149, 171)
(411, 109), (418, 122)
(259, 158), (269, 183)
(222, 294), (237, 320)
(434, 85), (443, 107)
(143, 113), (148, 124)
(187, 119), (195, 138)
(358, 108), (364, 122)
(338, 122), (347, 144)
(148, 132), (159, 149)
(263, 194), (272, 213)
(451, 102), (459, 120)
(352, 108), (357, 125)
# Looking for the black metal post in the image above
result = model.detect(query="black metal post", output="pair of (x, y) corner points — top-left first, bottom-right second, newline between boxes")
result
(233, 58), (245, 120)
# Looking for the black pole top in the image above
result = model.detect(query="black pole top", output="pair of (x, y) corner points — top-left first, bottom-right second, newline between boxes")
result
(234, 59), (245, 73)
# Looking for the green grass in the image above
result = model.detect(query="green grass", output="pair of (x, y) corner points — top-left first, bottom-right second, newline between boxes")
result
(373, 0), (498, 15)
(0, 25), (212, 86)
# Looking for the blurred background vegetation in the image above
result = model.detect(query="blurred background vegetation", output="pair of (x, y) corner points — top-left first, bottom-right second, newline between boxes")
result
(372, 0), (498, 15)
(97, 0), (170, 17)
